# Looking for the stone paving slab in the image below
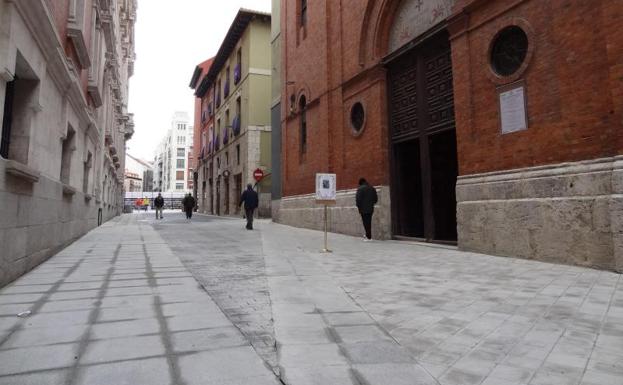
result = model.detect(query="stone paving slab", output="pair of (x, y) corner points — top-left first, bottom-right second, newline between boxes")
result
(0, 214), (281, 385)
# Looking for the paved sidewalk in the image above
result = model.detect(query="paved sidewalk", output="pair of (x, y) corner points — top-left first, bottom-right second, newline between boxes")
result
(1, 212), (622, 385)
(0, 215), (280, 385)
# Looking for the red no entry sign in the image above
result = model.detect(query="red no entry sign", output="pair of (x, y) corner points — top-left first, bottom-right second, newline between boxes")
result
(253, 168), (264, 181)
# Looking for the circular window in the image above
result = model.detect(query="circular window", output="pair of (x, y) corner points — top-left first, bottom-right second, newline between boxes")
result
(350, 102), (365, 133)
(490, 26), (529, 77)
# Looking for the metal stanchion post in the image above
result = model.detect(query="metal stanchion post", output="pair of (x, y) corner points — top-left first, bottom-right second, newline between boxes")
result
(321, 204), (332, 253)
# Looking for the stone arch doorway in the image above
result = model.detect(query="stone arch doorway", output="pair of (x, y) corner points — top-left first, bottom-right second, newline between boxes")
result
(384, 0), (458, 243)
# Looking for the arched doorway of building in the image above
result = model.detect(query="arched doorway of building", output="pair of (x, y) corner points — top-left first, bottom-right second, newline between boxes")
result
(387, 29), (458, 243)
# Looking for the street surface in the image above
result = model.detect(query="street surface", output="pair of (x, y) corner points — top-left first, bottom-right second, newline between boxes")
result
(0, 211), (621, 385)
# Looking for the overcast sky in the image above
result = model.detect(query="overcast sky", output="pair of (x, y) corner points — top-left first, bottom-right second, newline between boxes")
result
(127, 0), (271, 162)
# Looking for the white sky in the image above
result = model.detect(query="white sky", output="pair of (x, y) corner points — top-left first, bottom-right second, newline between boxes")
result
(127, 0), (271, 162)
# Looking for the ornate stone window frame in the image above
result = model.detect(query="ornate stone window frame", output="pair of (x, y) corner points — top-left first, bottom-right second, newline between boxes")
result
(485, 18), (535, 85)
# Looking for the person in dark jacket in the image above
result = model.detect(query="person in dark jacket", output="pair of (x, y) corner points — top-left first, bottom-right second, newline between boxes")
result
(239, 184), (259, 230)
(154, 193), (165, 220)
(356, 178), (378, 241)
(181, 193), (196, 220)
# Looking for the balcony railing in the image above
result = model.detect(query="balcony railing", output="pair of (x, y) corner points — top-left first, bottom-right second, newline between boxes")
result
(232, 115), (241, 136)
(234, 64), (241, 85)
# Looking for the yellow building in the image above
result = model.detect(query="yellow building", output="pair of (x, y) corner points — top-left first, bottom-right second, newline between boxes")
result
(191, 9), (272, 217)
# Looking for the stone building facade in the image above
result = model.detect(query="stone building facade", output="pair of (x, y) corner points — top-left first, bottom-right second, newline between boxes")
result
(190, 9), (272, 217)
(276, 0), (622, 271)
(0, 0), (136, 286)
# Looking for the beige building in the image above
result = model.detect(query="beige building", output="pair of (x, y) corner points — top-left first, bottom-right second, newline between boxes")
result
(0, 0), (136, 286)
(191, 9), (272, 217)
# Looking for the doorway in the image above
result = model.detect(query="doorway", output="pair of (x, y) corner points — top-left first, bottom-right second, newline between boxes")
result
(224, 177), (230, 215)
(388, 30), (458, 243)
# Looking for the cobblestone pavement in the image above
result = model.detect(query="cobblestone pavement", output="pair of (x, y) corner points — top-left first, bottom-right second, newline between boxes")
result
(0, 213), (281, 385)
(152, 212), (279, 375)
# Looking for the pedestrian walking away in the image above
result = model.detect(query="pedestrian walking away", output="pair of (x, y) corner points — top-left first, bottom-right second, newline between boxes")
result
(239, 183), (259, 230)
(182, 193), (196, 220)
(154, 193), (165, 219)
(356, 177), (378, 241)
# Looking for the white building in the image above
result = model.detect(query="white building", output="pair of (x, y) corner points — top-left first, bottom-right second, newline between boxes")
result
(153, 112), (193, 192)
(125, 153), (153, 191)
(0, 0), (136, 287)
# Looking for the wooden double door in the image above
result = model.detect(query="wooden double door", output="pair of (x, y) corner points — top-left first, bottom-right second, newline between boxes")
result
(388, 30), (459, 242)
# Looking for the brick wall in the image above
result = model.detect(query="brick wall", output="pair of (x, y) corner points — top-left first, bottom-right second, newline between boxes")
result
(451, 0), (623, 176)
(281, 0), (623, 195)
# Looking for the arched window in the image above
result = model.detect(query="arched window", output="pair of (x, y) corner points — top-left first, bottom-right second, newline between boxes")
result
(299, 95), (307, 154)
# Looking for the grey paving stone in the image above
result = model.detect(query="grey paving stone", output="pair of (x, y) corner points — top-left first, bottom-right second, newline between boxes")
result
(279, 343), (348, 368)
(171, 327), (247, 353)
(96, 306), (157, 322)
(2, 324), (88, 349)
(341, 341), (414, 364)
(73, 357), (171, 385)
(0, 369), (68, 385)
(333, 325), (392, 343)
(80, 335), (165, 364)
(165, 314), (231, 332)
(280, 365), (356, 385)
(89, 318), (160, 339)
(178, 346), (279, 385)
(353, 363), (438, 385)
(0, 343), (79, 375)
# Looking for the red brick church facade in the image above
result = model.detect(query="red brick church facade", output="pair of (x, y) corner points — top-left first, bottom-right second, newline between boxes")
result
(274, 0), (622, 271)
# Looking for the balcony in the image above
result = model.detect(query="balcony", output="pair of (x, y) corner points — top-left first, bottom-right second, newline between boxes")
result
(234, 63), (241, 85)
(232, 115), (241, 136)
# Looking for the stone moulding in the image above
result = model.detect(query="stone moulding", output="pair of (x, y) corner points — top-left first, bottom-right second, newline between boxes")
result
(62, 184), (77, 196)
(456, 156), (623, 272)
(4, 159), (40, 183)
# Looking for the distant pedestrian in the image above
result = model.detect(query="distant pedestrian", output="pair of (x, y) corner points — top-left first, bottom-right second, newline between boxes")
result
(239, 184), (259, 230)
(154, 193), (164, 219)
(356, 178), (378, 241)
(182, 193), (196, 220)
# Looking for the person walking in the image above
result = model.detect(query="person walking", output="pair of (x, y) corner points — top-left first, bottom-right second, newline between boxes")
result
(182, 193), (196, 220)
(154, 193), (164, 220)
(239, 184), (259, 230)
(356, 178), (378, 241)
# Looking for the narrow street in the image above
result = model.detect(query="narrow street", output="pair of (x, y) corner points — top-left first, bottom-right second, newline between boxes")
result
(0, 213), (622, 385)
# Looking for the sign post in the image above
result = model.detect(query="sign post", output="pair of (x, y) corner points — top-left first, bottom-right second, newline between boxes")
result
(315, 173), (336, 253)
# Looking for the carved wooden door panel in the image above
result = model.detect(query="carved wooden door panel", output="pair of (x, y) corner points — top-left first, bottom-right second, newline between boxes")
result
(388, 30), (458, 242)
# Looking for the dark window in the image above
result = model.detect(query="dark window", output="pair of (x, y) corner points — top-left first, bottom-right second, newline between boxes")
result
(60, 126), (76, 184)
(491, 26), (528, 77)
(176, 159), (185, 168)
(351, 102), (365, 133)
(299, 95), (307, 154)
(176, 171), (184, 180)
(236, 144), (240, 165)
(177, 148), (185, 157)
(1, 80), (15, 159)
(301, 0), (307, 27)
